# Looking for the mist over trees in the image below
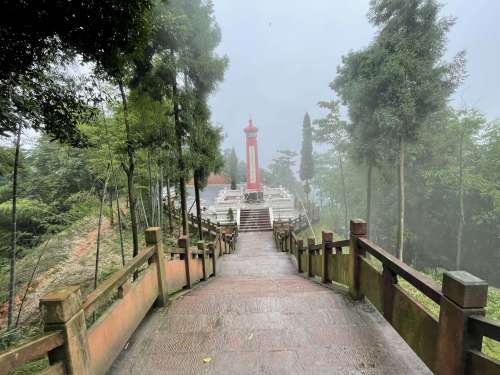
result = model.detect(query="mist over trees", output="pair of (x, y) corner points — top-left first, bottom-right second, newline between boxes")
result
(257, 0), (500, 287)
(302, 0), (498, 285)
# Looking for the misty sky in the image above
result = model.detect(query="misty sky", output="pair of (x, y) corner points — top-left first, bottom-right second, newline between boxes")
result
(209, 0), (500, 167)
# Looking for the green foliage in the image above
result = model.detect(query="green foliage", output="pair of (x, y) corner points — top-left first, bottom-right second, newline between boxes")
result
(367, 0), (465, 141)
(0, 0), (154, 80)
(188, 107), (224, 190)
(266, 150), (301, 195)
(27, 137), (95, 209)
(1, 0), (155, 146)
(0, 199), (52, 233)
(226, 148), (239, 189)
(227, 208), (234, 223)
(312, 105), (500, 284)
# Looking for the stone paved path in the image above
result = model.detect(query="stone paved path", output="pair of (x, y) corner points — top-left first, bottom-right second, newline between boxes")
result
(110, 232), (432, 374)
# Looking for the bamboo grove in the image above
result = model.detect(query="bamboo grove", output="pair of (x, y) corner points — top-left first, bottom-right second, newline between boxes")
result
(0, 0), (227, 333)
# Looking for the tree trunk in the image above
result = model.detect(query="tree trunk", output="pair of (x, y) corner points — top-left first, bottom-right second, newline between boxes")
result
(305, 181), (310, 214)
(114, 182), (125, 266)
(7, 124), (21, 329)
(456, 131), (465, 270)
(102, 101), (125, 266)
(366, 162), (373, 239)
(139, 192), (149, 228)
(166, 178), (173, 235)
(173, 77), (188, 236)
(147, 151), (154, 225)
(118, 79), (139, 257)
(108, 187), (114, 226)
(194, 170), (203, 240)
(338, 154), (349, 238)
(397, 135), (405, 261)
(94, 164), (110, 290)
(15, 239), (49, 327)
(159, 167), (163, 230)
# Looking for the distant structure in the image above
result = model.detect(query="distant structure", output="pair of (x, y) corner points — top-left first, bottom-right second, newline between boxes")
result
(206, 116), (298, 228)
(244, 117), (262, 200)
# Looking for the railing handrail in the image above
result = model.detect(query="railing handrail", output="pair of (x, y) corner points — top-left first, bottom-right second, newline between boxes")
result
(0, 331), (64, 374)
(357, 237), (442, 304)
(83, 245), (155, 318)
(332, 239), (350, 248)
(469, 315), (500, 342)
(273, 218), (500, 374)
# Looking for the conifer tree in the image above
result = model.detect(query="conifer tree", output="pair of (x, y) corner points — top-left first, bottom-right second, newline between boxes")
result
(299, 113), (314, 211)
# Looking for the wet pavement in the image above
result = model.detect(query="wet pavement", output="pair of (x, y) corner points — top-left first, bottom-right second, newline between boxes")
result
(110, 232), (432, 374)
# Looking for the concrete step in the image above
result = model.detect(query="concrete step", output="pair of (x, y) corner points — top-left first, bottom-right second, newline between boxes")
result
(240, 218), (271, 222)
(239, 228), (273, 232)
(240, 216), (269, 218)
(240, 222), (271, 226)
(239, 208), (271, 232)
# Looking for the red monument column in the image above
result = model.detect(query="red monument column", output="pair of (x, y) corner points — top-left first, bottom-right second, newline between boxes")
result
(244, 118), (262, 193)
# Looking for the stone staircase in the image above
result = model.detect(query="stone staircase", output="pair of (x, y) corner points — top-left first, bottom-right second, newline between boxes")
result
(239, 208), (272, 232)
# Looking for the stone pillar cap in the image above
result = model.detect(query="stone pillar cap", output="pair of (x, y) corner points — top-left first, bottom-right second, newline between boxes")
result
(442, 271), (488, 308)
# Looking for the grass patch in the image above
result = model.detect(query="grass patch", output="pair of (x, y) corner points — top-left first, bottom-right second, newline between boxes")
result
(296, 216), (346, 243)
(10, 358), (48, 375)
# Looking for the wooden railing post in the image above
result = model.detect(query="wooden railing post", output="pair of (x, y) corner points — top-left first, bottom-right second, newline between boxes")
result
(222, 233), (227, 254)
(321, 231), (333, 284)
(178, 236), (192, 289)
(382, 265), (397, 322)
(217, 223), (222, 255)
(282, 230), (286, 252)
(40, 286), (91, 375)
(288, 219), (292, 252)
(435, 271), (488, 375)
(307, 238), (315, 278)
(145, 227), (168, 307)
(297, 239), (304, 273)
(197, 241), (207, 281)
(208, 242), (216, 276)
(348, 219), (367, 300)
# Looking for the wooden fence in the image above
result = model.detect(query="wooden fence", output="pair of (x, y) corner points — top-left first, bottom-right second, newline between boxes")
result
(273, 218), (500, 375)
(0, 220), (237, 375)
(274, 207), (321, 234)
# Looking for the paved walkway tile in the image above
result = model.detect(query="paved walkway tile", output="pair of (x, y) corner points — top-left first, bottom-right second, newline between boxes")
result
(110, 232), (432, 374)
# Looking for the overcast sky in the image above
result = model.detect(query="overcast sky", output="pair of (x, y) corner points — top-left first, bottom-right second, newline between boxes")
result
(208, 0), (500, 167)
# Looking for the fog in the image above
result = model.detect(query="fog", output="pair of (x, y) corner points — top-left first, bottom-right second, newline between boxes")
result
(210, 0), (500, 167)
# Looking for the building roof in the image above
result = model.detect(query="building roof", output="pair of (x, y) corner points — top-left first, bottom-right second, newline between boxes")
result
(187, 173), (229, 186)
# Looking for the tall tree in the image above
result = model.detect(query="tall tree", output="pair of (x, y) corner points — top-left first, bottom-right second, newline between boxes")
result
(449, 109), (484, 269)
(268, 150), (300, 195)
(131, 0), (227, 236)
(228, 149), (239, 190)
(189, 114), (224, 240)
(368, 0), (464, 260)
(7, 125), (21, 328)
(299, 113), (314, 211)
(333, 46), (385, 238)
(313, 101), (350, 237)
